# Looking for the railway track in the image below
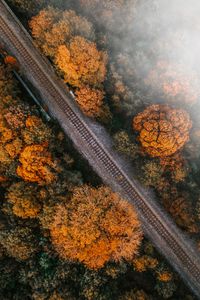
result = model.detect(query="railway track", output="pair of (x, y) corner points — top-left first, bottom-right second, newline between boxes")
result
(1, 0), (200, 297)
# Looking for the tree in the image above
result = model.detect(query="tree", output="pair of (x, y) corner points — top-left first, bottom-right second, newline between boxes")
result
(132, 255), (158, 272)
(29, 7), (94, 58)
(119, 289), (150, 300)
(7, 0), (46, 15)
(50, 185), (142, 269)
(78, 0), (137, 33)
(113, 131), (139, 160)
(0, 64), (19, 108)
(159, 153), (187, 182)
(75, 86), (104, 117)
(133, 104), (192, 157)
(55, 37), (107, 88)
(145, 61), (200, 105)
(22, 115), (52, 145)
(6, 182), (41, 218)
(29, 8), (109, 119)
(17, 144), (58, 185)
(168, 196), (198, 233)
(140, 160), (163, 188)
(0, 227), (37, 261)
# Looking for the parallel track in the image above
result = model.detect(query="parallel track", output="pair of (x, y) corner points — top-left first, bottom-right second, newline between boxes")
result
(1, 0), (200, 297)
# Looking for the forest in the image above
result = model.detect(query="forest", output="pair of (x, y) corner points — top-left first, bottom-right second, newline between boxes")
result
(1, 0), (200, 299)
(11, 0), (200, 246)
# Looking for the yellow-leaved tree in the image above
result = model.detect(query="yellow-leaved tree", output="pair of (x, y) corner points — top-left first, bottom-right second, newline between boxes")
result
(50, 185), (142, 269)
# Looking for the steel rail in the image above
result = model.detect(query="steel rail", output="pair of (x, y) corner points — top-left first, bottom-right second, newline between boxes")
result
(0, 1), (200, 297)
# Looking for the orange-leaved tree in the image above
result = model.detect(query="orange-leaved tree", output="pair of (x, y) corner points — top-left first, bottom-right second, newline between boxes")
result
(6, 182), (41, 219)
(55, 36), (108, 88)
(50, 185), (142, 269)
(29, 8), (109, 119)
(75, 86), (104, 118)
(29, 7), (94, 58)
(133, 104), (192, 157)
(17, 144), (57, 185)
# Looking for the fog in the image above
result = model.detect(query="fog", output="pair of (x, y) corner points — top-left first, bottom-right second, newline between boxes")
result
(104, 0), (200, 111)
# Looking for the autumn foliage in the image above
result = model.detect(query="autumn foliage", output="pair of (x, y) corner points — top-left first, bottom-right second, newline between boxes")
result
(17, 144), (56, 185)
(8, 0), (46, 15)
(29, 7), (94, 58)
(119, 289), (149, 300)
(0, 1), (196, 297)
(0, 227), (36, 261)
(168, 197), (198, 233)
(6, 182), (41, 218)
(157, 271), (173, 282)
(133, 104), (192, 157)
(0, 64), (19, 105)
(78, 0), (136, 33)
(75, 86), (104, 117)
(145, 61), (200, 104)
(55, 37), (107, 88)
(132, 255), (158, 272)
(50, 185), (142, 269)
(159, 153), (187, 182)
(29, 7), (108, 118)
(4, 55), (18, 67)
(0, 89), (55, 182)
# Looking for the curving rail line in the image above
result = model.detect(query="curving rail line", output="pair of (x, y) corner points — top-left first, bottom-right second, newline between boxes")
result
(1, 0), (200, 297)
